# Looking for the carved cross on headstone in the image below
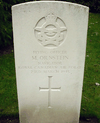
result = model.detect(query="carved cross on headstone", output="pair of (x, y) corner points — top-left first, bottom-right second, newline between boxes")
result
(39, 76), (61, 108)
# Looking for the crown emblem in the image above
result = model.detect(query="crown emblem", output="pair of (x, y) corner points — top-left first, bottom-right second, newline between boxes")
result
(34, 13), (67, 49)
(45, 13), (56, 23)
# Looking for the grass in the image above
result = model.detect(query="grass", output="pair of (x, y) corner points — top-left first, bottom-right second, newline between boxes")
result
(0, 53), (18, 117)
(81, 13), (100, 122)
(0, 13), (100, 122)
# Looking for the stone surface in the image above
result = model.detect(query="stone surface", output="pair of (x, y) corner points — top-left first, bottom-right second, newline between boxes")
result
(12, 1), (89, 123)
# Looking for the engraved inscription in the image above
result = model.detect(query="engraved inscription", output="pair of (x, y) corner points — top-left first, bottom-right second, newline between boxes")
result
(39, 76), (61, 108)
(18, 50), (82, 73)
(34, 13), (67, 48)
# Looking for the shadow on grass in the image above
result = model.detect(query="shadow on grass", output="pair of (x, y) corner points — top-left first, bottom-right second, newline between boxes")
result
(0, 113), (19, 119)
(0, 113), (19, 123)
(0, 114), (99, 123)
(80, 116), (99, 123)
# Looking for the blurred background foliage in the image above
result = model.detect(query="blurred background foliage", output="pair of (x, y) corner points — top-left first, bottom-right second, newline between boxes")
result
(0, 0), (100, 48)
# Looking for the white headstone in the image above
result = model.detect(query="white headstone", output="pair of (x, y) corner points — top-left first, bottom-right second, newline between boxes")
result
(12, 1), (89, 123)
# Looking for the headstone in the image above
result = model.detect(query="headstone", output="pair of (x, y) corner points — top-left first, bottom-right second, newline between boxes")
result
(12, 1), (89, 123)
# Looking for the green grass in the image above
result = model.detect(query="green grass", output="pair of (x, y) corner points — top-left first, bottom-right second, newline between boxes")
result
(0, 53), (18, 117)
(0, 13), (100, 122)
(81, 13), (100, 122)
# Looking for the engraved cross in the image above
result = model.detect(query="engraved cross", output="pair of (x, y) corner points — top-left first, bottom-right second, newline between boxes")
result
(39, 76), (61, 108)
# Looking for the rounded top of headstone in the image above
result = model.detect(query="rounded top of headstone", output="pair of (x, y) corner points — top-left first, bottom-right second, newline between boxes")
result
(12, 1), (89, 11)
